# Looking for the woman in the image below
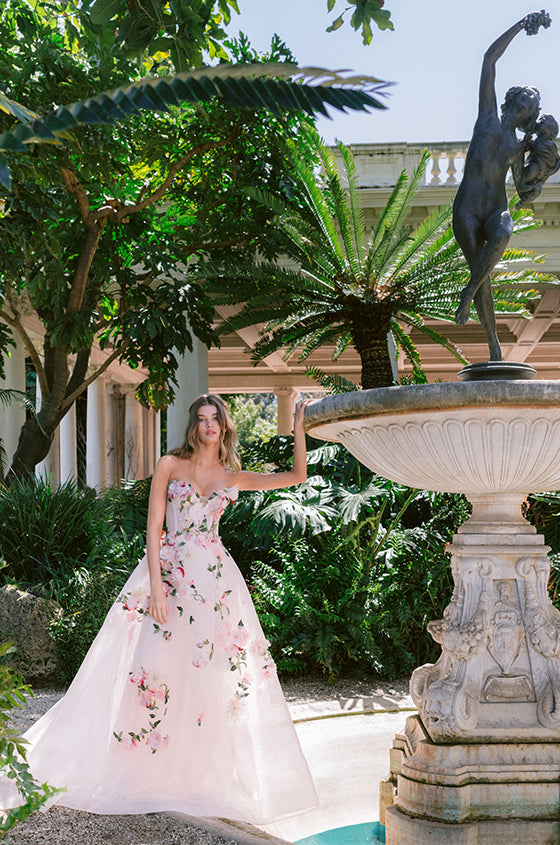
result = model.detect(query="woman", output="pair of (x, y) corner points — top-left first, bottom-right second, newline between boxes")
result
(1, 395), (318, 825)
(453, 10), (550, 361)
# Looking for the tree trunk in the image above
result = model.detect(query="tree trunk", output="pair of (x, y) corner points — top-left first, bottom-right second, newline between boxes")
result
(8, 411), (58, 480)
(350, 304), (396, 390)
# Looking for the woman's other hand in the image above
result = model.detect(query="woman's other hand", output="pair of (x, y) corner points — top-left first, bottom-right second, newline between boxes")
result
(149, 581), (169, 625)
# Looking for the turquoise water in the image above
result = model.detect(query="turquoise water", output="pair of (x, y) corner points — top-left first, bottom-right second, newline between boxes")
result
(296, 821), (385, 845)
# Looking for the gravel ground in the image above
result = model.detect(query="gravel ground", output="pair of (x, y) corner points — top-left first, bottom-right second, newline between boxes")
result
(4, 676), (410, 844)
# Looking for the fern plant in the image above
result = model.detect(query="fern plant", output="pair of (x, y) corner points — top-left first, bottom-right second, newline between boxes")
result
(252, 536), (384, 680)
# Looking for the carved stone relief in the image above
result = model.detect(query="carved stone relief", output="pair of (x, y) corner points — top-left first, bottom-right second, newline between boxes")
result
(483, 579), (534, 703)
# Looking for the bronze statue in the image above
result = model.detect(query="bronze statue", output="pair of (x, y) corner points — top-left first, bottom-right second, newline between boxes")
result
(453, 10), (554, 361)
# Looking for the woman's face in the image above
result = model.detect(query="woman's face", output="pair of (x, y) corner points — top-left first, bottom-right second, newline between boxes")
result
(196, 404), (222, 445)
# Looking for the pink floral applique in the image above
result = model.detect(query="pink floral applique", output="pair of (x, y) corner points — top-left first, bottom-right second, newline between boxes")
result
(146, 729), (169, 752)
(192, 640), (213, 668)
(118, 589), (149, 623)
(114, 668), (170, 753)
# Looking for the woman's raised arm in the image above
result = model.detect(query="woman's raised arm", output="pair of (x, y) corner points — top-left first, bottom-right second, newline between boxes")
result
(235, 399), (312, 492)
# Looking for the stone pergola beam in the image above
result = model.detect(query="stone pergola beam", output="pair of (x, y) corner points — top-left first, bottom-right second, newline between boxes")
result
(504, 289), (560, 362)
(215, 306), (290, 374)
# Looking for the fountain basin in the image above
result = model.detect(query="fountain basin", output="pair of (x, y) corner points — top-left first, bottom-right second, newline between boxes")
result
(305, 381), (560, 496)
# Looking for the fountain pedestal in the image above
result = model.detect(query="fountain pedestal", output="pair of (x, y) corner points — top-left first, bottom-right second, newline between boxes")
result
(305, 382), (560, 843)
(412, 494), (560, 745)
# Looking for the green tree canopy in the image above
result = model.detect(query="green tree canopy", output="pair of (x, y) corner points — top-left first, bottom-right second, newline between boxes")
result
(0, 0), (392, 479)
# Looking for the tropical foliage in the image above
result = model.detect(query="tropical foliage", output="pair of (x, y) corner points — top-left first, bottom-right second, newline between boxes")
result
(0, 476), (110, 589)
(0, 63), (388, 188)
(0, 475), (149, 680)
(326, 0), (393, 43)
(0, 0), (390, 478)
(205, 137), (554, 389)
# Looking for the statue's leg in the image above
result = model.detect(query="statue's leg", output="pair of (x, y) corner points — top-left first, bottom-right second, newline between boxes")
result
(474, 280), (502, 361)
(454, 211), (513, 325)
(453, 211), (484, 325)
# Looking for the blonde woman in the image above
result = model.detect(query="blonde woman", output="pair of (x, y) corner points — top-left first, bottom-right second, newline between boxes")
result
(1, 394), (317, 825)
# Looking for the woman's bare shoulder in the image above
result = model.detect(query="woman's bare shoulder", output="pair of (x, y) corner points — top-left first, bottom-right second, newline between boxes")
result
(155, 454), (190, 475)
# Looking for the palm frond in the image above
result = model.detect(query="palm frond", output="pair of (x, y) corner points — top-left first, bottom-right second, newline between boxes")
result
(366, 167), (411, 269)
(304, 366), (359, 393)
(373, 150), (431, 276)
(398, 312), (469, 364)
(386, 204), (453, 280)
(337, 142), (367, 267)
(297, 324), (348, 361)
(0, 64), (389, 190)
(390, 320), (426, 380)
(333, 331), (353, 361)
(0, 388), (34, 413)
(292, 155), (348, 274)
(253, 312), (347, 360)
(318, 144), (362, 276)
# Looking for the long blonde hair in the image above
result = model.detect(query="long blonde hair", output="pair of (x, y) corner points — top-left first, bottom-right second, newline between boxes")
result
(168, 394), (241, 471)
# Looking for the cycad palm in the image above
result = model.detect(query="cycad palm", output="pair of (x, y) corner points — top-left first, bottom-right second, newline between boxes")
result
(205, 138), (549, 389)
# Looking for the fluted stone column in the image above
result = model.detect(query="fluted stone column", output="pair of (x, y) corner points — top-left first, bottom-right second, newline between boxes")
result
(275, 387), (298, 435)
(59, 404), (77, 483)
(124, 389), (143, 480)
(35, 380), (60, 485)
(0, 330), (26, 474)
(142, 407), (160, 475)
(86, 375), (108, 490)
(166, 339), (208, 451)
(155, 411), (161, 463)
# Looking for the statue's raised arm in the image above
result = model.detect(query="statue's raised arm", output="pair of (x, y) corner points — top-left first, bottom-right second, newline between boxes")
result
(452, 11), (552, 363)
(477, 12), (547, 115)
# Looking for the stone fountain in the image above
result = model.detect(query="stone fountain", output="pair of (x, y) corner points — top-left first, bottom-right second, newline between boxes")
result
(305, 380), (560, 843)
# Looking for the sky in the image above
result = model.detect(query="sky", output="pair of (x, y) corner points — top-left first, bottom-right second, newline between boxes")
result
(228, 0), (559, 145)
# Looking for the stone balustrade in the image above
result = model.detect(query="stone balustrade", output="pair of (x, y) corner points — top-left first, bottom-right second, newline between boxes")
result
(342, 140), (560, 190)
(426, 144), (467, 185)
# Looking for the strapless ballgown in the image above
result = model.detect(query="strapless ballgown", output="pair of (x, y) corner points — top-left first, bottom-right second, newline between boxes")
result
(0, 482), (318, 824)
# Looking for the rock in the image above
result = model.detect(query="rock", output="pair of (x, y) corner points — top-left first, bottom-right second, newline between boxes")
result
(0, 584), (61, 684)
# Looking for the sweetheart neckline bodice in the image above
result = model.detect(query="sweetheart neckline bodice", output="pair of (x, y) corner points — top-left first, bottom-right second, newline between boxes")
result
(167, 479), (238, 501)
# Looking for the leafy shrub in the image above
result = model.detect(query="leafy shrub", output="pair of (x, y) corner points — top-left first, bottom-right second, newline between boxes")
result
(0, 476), (149, 683)
(50, 487), (149, 682)
(102, 478), (151, 541)
(0, 643), (61, 833)
(49, 547), (138, 684)
(0, 476), (108, 592)
(252, 534), (383, 680)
